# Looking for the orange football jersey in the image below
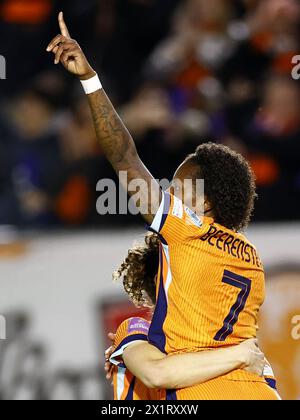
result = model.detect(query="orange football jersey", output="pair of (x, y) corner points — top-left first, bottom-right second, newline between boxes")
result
(110, 318), (279, 400)
(110, 317), (166, 400)
(148, 191), (272, 385)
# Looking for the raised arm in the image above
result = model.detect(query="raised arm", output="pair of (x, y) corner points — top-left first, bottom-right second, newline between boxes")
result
(118, 339), (265, 389)
(46, 12), (161, 223)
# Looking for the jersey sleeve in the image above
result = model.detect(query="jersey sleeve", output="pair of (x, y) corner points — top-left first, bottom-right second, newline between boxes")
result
(149, 191), (207, 244)
(109, 317), (150, 367)
(263, 359), (278, 391)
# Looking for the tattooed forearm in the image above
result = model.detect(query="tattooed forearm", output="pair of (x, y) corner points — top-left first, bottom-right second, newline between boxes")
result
(86, 88), (161, 223)
(87, 89), (137, 167)
(47, 11), (160, 222)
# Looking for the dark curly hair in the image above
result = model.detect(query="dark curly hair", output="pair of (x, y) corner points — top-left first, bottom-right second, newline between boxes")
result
(113, 233), (159, 307)
(186, 143), (256, 232)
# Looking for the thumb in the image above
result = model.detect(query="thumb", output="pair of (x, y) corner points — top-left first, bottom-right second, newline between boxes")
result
(108, 332), (116, 342)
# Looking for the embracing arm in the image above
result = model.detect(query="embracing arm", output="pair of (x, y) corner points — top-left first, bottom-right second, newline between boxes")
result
(47, 12), (160, 223)
(122, 339), (264, 389)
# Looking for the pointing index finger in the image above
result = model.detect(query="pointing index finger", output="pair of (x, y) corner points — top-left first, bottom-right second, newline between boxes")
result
(58, 11), (70, 38)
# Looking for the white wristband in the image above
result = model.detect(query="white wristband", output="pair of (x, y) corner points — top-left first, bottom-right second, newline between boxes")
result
(80, 74), (102, 95)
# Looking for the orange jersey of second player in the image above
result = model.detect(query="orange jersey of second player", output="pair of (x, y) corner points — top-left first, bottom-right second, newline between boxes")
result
(110, 319), (278, 401)
(110, 317), (166, 400)
(148, 191), (266, 382)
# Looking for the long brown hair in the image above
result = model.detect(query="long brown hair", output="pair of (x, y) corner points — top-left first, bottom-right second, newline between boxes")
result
(113, 233), (160, 307)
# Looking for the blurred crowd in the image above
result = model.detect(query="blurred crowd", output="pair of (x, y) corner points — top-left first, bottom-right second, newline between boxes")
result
(0, 0), (300, 229)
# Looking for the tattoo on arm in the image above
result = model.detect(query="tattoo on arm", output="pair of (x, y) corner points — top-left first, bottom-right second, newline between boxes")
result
(88, 89), (137, 167)
(87, 89), (161, 222)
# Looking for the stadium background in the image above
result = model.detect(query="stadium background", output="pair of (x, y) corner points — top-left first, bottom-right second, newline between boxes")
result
(0, 0), (299, 400)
